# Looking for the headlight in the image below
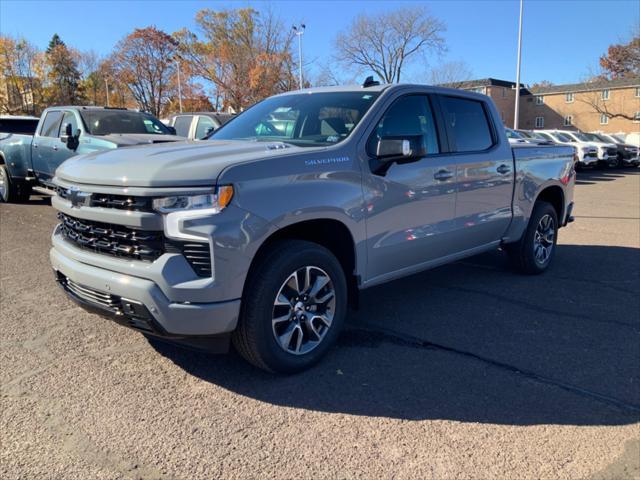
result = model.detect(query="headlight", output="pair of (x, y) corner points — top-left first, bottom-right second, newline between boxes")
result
(152, 186), (234, 213)
(581, 147), (590, 152)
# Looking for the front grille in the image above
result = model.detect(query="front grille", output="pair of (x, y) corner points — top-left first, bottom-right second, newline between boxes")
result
(58, 213), (212, 277)
(58, 212), (164, 261)
(607, 148), (617, 157)
(586, 151), (598, 158)
(56, 186), (154, 212)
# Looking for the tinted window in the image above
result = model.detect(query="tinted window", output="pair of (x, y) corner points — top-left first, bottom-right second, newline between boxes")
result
(210, 92), (380, 147)
(195, 116), (216, 139)
(368, 95), (439, 155)
(59, 111), (79, 136)
(441, 96), (494, 152)
(40, 111), (63, 137)
(0, 118), (39, 135)
(173, 116), (193, 137)
(80, 111), (170, 135)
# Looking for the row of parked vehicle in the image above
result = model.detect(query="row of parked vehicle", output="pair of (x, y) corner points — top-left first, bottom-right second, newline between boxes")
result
(0, 107), (233, 203)
(505, 128), (640, 169)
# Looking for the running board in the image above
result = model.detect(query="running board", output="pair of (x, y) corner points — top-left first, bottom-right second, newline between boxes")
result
(32, 185), (56, 196)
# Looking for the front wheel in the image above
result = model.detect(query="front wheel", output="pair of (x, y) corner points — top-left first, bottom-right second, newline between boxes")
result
(506, 201), (558, 274)
(233, 240), (347, 373)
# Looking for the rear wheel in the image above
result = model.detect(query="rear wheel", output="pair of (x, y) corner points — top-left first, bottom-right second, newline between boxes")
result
(233, 240), (347, 373)
(0, 164), (30, 203)
(506, 201), (558, 274)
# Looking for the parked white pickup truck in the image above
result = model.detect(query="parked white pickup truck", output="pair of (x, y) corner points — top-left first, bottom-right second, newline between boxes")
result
(535, 130), (598, 167)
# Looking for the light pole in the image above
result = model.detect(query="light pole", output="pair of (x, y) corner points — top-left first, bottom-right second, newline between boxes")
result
(176, 59), (183, 113)
(513, 0), (524, 129)
(292, 24), (305, 90)
(105, 78), (110, 107)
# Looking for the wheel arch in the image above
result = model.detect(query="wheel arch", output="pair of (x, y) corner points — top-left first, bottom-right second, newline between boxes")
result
(243, 218), (359, 308)
(535, 184), (565, 222)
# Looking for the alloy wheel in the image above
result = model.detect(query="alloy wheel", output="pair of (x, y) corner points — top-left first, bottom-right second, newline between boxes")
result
(271, 266), (336, 355)
(533, 214), (555, 265)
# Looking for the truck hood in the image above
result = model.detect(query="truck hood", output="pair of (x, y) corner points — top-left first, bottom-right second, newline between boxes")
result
(55, 140), (311, 187)
(97, 133), (186, 146)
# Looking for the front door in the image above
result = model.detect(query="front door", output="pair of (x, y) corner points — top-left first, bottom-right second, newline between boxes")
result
(32, 110), (63, 183)
(363, 94), (458, 283)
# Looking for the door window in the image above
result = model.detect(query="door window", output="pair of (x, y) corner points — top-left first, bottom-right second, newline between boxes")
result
(441, 96), (494, 152)
(39, 111), (63, 137)
(368, 95), (440, 155)
(195, 116), (216, 139)
(173, 115), (193, 137)
(58, 111), (79, 137)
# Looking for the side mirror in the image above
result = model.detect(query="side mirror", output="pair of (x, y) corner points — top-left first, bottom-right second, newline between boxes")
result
(205, 126), (215, 137)
(376, 135), (426, 161)
(60, 123), (72, 144)
(166, 126), (177, 135)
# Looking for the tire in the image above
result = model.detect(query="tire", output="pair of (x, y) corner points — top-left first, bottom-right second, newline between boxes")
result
(233, 239), (348, 373)
(506, 201), (558, 275)
(0, 164), (30, 203)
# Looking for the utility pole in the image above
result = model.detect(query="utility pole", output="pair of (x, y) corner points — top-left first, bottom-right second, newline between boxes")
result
(513, 0), (524, 129)
(105, 78), (110, 107)
(176, 60), (183, 113)
(292, 24), (306, 90)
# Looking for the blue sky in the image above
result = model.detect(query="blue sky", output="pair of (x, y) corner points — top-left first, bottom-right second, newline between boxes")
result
(1, 0), (638, 86)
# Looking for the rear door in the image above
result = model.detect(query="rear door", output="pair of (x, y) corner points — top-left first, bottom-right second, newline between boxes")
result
(363, 93), (459, 282)
(32, 110), (63, 182)
(437, 94), (514, 250)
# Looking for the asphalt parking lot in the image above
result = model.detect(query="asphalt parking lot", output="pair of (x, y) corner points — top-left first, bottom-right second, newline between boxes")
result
(1, 168), (639, 479)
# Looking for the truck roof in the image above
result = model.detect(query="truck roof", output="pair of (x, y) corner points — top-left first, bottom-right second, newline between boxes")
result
(42, 106), (140, 112)
(0, 115), (40, 120)
(274, 83), (490, 101)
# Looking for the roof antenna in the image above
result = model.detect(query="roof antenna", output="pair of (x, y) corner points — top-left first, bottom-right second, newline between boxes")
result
(362, 76), (380, 88)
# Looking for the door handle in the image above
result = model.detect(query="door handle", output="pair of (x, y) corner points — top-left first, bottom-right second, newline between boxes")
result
(33, 143), (38, 148)
(434, 169), (454, 181)
(53, 145), (58, 151)
(497, 164), (511, 174)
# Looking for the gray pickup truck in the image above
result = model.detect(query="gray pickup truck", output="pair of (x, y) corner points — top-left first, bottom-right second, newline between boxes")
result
(49, 82), (576, 373)
(0, 107), (182, 202)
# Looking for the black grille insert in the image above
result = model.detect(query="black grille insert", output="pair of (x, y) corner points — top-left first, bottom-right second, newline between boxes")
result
(58, 213), (212, 277)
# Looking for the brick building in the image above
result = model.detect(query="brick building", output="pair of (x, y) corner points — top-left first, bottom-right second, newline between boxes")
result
(443, 77), (640, 134)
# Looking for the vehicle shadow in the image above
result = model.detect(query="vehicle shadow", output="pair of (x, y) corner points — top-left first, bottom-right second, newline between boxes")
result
(149, 244), (640, 426)
(576, 167), (640, 185)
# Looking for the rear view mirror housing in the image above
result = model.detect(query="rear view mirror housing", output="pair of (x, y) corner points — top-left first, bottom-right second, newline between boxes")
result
(376, 135), (426, 162)
(60, 123), (80, 151)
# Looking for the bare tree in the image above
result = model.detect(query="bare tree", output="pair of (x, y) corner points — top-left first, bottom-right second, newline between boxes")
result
(428, 60), (472, 87)
(335, 6), (445, 83)
(579, 90), (637, 121)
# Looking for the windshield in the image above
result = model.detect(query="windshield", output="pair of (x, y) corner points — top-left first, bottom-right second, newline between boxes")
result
(505, 129), (522, 139)
(548, 132), (570, 142)
(80, 110), (171, 136)
(572, 132), (591, 142)
(209, 91), (381, 147)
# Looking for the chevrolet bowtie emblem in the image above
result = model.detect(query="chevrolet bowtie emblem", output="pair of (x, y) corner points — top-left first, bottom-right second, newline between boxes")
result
(67, 187), (91, 208)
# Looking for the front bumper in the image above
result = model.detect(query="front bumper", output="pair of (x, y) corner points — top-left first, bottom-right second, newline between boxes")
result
(50, 244), (241, 337)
